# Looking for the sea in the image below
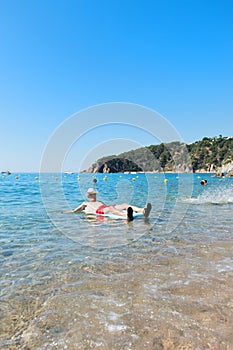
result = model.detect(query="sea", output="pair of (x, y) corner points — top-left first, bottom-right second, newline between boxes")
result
(0, 173), (233, 350)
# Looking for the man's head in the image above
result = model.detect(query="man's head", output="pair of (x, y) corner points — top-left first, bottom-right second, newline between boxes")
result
(86, 187), (98, 201)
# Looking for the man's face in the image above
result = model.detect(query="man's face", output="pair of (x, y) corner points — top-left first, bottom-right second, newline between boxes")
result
(88, 194), (96, 202)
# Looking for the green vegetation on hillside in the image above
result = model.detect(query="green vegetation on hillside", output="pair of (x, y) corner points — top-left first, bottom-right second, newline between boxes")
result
(88, 136), (233, 173)
(187, 136), (233, 172)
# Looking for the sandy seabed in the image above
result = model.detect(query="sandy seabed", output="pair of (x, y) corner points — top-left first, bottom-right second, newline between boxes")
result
(1, 239), (233, 350)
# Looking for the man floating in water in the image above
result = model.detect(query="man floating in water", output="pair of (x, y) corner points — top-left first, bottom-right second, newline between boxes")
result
(68, 188), (152, 221)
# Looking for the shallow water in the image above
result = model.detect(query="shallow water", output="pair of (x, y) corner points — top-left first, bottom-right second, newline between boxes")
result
(0, 173), (233, 349)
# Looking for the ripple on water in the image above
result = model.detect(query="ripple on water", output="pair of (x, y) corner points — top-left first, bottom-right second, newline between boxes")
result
(1, 174), (233, 349)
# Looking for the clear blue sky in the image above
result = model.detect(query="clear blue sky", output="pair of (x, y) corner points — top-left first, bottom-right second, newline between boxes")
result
(0, 0), (232, 172)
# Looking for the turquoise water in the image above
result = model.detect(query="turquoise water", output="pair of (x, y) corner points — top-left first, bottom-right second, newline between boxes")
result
(1, 173), (233, 349)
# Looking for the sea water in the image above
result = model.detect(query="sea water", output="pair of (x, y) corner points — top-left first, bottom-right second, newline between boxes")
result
(0, 173), (233, 349)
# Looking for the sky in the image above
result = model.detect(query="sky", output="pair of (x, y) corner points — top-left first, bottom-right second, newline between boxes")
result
(0, 0), (233, 172)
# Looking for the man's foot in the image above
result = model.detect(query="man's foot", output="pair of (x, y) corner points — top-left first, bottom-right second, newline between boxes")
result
(143, 203), (152, 217)
(127, 206), (134, 221)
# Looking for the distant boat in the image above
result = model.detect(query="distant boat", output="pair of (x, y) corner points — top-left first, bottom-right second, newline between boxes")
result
(64, 172), (74, 175)
(1, 171), (11, 175)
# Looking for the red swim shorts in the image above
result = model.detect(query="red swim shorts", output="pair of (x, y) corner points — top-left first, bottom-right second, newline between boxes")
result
(96, 205), (109, 215)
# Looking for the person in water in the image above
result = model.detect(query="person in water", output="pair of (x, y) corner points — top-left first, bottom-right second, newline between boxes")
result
(69, 188), (152, 221)
(200, 179), (207, 185)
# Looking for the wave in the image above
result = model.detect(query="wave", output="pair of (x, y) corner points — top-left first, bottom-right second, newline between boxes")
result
(184, 186), (233, 205)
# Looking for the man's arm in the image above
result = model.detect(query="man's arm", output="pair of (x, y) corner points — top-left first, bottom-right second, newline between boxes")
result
(65, 202), (87, 213)
(73, 203), (87, 213)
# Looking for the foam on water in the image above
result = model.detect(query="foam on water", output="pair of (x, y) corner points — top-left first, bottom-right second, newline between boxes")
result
(184, 183), (233, 205)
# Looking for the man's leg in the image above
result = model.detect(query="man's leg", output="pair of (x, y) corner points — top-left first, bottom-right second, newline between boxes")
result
(115, 203), (152, 217)
(103, 205), (126, 217)
(114, 203), (143, 212)
(103, 205), (134, 220)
